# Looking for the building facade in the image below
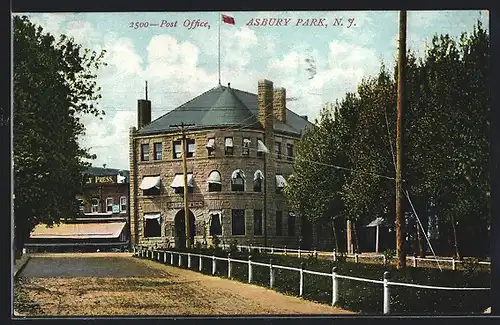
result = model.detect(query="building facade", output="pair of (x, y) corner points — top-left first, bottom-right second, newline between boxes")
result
(129, 80), (313, 249)
(27, 167), (131, 252)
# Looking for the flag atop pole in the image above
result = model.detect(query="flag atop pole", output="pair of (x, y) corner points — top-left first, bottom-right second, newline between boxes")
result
(218, 13), (235, 85)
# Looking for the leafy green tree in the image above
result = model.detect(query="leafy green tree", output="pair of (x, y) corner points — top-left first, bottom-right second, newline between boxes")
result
(13, 16), (107, 257)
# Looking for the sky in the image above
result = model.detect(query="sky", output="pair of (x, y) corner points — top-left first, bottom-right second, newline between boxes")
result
(17, 10), (489, 171)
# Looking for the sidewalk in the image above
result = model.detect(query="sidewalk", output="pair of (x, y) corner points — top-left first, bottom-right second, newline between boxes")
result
(14, 253), (31, 318)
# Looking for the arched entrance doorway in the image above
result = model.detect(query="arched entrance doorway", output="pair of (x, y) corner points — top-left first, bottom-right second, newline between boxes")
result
(174, 209), (196, 248)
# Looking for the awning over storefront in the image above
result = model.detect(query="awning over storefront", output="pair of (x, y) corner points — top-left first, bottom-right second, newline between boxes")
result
(30, 222), (126, 240)
(139, 176), (161, 190)
(254, 170), (264, 181)
(276, 175), (288, 188)
(257, 140), (269, 153)
(206, 138), (215, 149)
(366, 217), (385, 227)
(207, 171), (221, 184)
(170, 173), (194, 188)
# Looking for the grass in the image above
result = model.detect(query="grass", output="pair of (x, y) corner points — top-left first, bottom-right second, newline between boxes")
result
(145, 247), (490, 314)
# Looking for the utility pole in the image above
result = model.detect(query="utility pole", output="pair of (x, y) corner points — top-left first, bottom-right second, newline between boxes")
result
(395, 10), (407, 269)
(170, 122), (195, 248)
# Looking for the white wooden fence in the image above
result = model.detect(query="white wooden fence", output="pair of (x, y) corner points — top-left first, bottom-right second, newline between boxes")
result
(133, 246), (490, 314)
(218, 244), (491, 270)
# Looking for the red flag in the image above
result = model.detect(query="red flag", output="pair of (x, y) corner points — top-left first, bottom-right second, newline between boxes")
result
(221, 14), (235, 25)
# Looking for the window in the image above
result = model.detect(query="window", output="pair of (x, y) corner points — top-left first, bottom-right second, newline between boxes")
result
(144, 186), (161, 196)
(91, 198), (99, 213)
(225, 137), (234, 155)
(257, 138), (265, 157)
(232, 209), (245, 235)
(144, 217), (161, 237)
(288, 212), (296, 236)
(173, 140), (182, 159)
(254, 210), (262, 235)
(141, 143), (149, 161)
(209, 212), (222, 236)
(231, 169), (245, 192)
(286, 144), (294, 161)
(187, 139), (196, 158)
(120, 196), (127, 213)
(78, 199), (84, 212)
(206, 138), (215, 156)
(275, 142), (282, 160)
(208, 170), (222, 192)
(242, 138), (251, 156)
(276, 211), (283, 236)
(253, 170), (264, 192)
(106, 197), (113, 212)
(154, 142), (163, 160)
(276, 174), (287, 194)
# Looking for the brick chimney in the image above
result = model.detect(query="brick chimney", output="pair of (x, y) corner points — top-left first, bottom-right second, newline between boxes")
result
(273, 87), (286, 123)
(258, 79), (274, 130)
(137, 99), (151, 129)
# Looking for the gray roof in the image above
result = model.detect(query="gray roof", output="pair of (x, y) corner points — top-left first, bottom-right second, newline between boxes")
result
(137, 84), (313, 136)
(86, 167), (130, 179)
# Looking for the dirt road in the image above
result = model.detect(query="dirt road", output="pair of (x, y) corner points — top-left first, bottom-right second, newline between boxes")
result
(15, 253), (355, 316)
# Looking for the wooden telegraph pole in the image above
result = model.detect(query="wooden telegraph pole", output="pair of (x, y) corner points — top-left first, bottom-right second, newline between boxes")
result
(170, 122), (195, 248)
(395, 10), (407, 269)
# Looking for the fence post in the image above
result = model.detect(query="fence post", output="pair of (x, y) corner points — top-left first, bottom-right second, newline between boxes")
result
(178, 253), (182, 267)
(170, 252), (174, 265)
(158, 251), (161, 261)
(383, 255), (387, 266)
(332, 267), (339, 306)
(284, 246), (287, 255)
(199, 255), (203, 271)
(355, 253), (359, 263)
(332, 249), (336, 262)
(248, 255), (253, 283)
(228, 253), (232, 278)
(452, 257), (456, 271)
(413, 254), (417, 268)
(188, 253), (192, 269)
(314, 248), (318, 258)
(299, 262), (304, 296)
(298, 247), (302, 258)
(212, 254), (216, 275)
(133, 246), (136, 256)
(249, 244), (253, 252)
(271, 247), (274, 254)
(269, 258), (275, 288)
(383, 271), (390, 314)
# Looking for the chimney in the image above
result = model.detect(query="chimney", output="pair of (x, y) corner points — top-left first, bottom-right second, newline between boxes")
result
(137, 99), (151, 129)
(137, 81), (151, 129)
(258, 79), (274, 130)
(273, 87), (286, 123)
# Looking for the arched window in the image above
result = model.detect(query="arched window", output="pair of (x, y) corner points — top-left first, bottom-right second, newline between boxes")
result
(253, 170), (264, 192)
(207, 170), (222, 192)
(231, 169), (246, 192)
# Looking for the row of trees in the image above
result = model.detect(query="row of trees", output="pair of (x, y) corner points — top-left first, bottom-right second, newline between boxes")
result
(13, 16), (107, 257)
(285, 21), (490, 259)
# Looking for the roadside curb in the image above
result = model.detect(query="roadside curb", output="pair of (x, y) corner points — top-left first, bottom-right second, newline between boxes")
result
(14, 254), (31, 278)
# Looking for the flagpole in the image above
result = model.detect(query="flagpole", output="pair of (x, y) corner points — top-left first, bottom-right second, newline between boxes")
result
(218, 12), (221, 85)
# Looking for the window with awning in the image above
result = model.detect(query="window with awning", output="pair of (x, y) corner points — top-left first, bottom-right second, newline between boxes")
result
(231, 169), (246, 192)
(171, 173), (194, 194)
(276, 174), (288, 194)
(288, 212), (296, 236)
(257, 139), (269, 154)
(206, 138), (216, 156)
(253, 170), (264, 192)
(144, 212), (162, 237)
(207, 170), (222, 192)
(242, 138), (251, 156)
(225, 137), (234, 155)
(140, 176), (161, 196)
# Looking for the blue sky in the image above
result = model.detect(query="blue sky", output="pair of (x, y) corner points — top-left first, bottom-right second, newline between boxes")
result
(18, 10), (489, 170)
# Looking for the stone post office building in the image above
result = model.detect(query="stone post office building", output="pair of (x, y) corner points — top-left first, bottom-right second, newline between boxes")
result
(129, 80), (313, 248)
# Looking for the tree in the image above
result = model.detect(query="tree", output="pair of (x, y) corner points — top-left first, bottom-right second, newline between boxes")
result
(13, 16), (107, 257)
